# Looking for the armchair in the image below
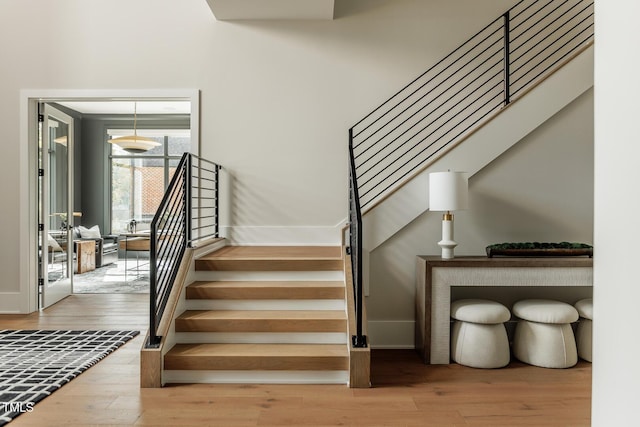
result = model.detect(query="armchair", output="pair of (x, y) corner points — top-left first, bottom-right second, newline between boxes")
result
(73, 226), (119, 267)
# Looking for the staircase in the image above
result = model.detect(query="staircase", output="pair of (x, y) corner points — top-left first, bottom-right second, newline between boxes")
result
(348, 0), (595, 300)
(163, 246), (351, 384)
(144, 0), (593, 387)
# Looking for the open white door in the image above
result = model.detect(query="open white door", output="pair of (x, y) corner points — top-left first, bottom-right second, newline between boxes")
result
(39, 103), (74, 308)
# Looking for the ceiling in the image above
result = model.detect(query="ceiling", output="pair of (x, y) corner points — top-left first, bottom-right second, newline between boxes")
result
(57, 101), (191, 115)
(205, 0), (335, 20)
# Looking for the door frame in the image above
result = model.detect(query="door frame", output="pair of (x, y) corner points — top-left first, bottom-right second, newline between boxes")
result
(19, 89), (200, 313)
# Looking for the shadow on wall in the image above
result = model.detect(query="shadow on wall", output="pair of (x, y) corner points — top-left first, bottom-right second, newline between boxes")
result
(468, 188), (593, 251)
(333, 0), (390, 19)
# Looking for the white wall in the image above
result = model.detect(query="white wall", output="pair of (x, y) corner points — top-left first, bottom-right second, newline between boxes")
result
(0, 0), (512, 302)
(593, 0), (640, 425)
(367, 89), (594, 346)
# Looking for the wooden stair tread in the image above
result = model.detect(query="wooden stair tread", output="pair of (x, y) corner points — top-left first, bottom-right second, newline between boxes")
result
(164, 343), (348, 371)
(199, 246), (342, 260)
(177, 310), (346, 320)
(186, 281), (345, 299)
(178, 310), (346, 319)
(175, 310), (346, 332)
(167, 343), (348, 357)
(195, 246), (343, 271)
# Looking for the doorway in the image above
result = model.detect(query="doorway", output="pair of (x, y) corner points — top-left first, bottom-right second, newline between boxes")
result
(22, 90), (200, 313)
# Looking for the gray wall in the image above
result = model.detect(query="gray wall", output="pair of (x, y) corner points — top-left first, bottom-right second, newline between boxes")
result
(79, 115), (190, 234)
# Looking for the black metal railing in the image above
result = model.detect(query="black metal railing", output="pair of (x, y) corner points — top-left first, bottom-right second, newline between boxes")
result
(147, 153), (222, 347)
(348, 131), (367, 348)
(346, 0), (593, 349)
(349, 0), (594, 211)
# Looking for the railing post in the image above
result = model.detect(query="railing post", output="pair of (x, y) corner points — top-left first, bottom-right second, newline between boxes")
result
(185, 154), (192, 246)
(148, 205), (160, 347)
(503, 11), (511, 106)
(348, 128), (368, 349)
(214, 165), (220, 238)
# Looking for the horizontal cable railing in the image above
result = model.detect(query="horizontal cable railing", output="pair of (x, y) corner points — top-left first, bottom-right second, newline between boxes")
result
(346, 0), (593, 352)
(147, 152), (222, 347)
(350, 0), (593, 211)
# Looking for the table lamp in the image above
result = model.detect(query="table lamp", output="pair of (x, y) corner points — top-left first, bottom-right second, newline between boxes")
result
(429, 171), (468, 259)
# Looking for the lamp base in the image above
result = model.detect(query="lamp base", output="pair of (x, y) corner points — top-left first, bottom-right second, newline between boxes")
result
(438, 215), (457, 259)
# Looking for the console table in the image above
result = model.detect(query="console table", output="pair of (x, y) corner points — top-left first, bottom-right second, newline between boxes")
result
(415, 256), (593, 364)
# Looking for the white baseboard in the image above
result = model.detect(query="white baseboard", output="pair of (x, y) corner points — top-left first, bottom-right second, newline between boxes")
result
(367, 320), (415, 349)
(220, 223), (345, 246)
(0, 292), (25, 314)
(163, 370), (348, 385)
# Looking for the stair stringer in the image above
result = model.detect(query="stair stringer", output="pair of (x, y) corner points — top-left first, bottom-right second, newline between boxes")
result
(159, 239), (228, 386)
(362, 45), (594, 254)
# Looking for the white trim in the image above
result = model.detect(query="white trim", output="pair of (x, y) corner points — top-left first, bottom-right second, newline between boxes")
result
(19, 89), (200, 313)
(367, 320), (415, 349)
(163, 370), (348, 385)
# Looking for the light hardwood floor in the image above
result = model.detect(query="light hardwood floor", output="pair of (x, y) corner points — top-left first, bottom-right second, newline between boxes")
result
(0, 294), (591, 426)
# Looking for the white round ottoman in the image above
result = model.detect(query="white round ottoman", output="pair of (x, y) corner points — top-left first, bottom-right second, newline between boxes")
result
(512, 299), (579, 368)
(575, 298), (593, 362)
(450, 299), (511, 368)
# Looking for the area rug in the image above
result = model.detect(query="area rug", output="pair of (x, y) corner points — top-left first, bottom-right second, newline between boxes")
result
(72, 260), (149, 294)
(0, 329), (139, 426)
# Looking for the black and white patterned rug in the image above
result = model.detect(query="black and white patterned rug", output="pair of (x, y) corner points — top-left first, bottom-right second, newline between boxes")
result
(0, 329), (139, 426)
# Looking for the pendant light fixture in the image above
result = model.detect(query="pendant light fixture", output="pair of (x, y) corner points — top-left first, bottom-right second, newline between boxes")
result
(108, 102), (161, 153)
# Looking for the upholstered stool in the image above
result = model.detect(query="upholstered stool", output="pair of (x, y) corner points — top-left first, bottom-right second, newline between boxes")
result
(450, 299), (511, 368)
(575, 298), (593, 362)
(512, 299), (579, 368)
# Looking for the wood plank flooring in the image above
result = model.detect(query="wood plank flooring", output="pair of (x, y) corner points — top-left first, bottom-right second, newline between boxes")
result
(0, 294), (592, 426)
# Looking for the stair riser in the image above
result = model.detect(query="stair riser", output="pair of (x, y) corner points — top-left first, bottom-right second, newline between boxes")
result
(163, 370), (348, 385)
(186, 287), (345, 300)
(193, 270), (344, 282)
(175, 319), (346, 333)
(196, 259), (343, 272)
(184, 299), (345, 311)
(164, 356), (349, 371)
(174, 332), (348, 345)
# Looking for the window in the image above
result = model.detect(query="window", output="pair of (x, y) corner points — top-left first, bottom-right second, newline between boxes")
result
(109, 131), (190, 234)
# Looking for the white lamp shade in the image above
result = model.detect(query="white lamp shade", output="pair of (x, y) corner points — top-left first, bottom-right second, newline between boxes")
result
(429, 171), (468, 211)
